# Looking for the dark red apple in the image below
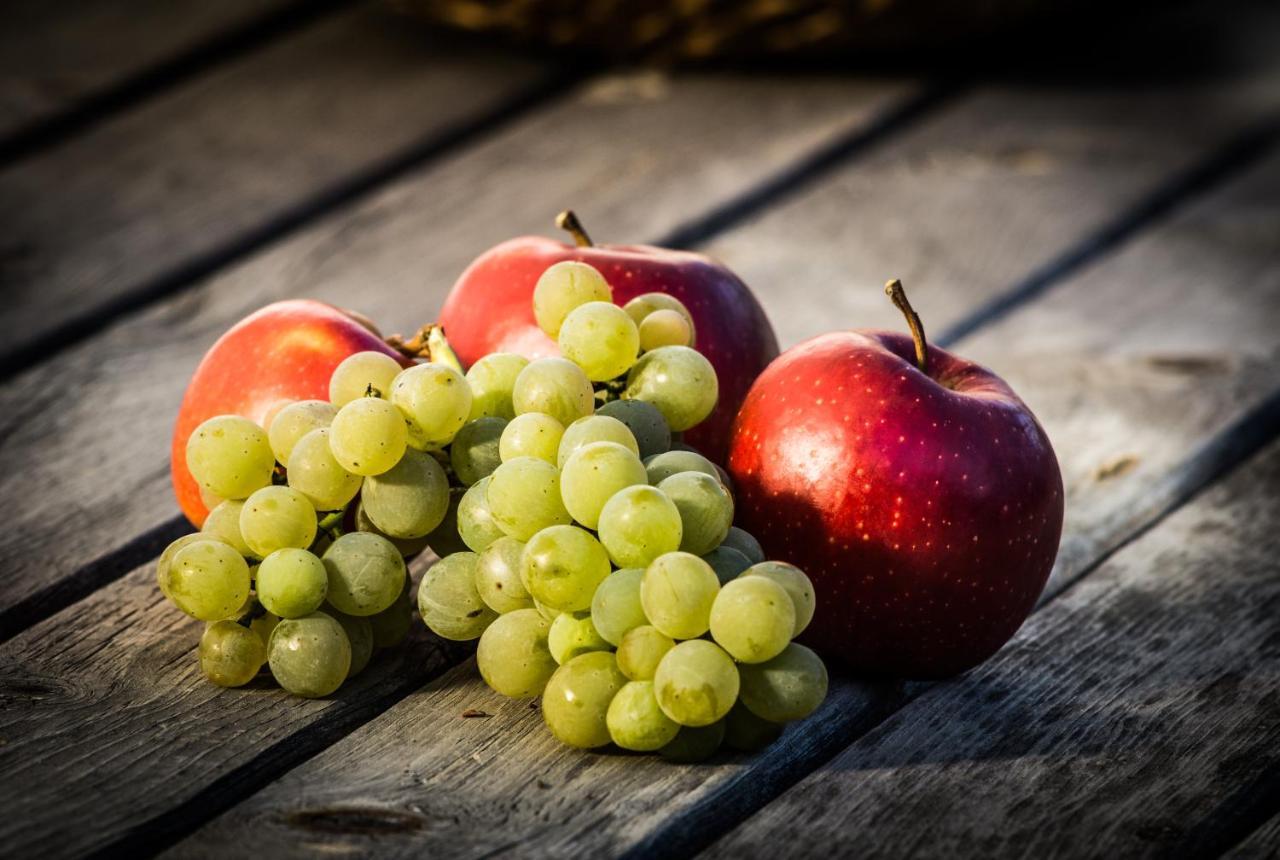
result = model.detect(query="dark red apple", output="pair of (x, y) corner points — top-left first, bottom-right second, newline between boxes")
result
(171, 300), (410, 527)
(727, 281), (1063, 679)
(438, 212), (778, 462)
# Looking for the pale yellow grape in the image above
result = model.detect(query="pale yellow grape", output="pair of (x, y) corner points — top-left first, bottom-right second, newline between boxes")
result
(723, 701), (783, 752)
(557, 415), (639, 467)
(330, 609), (374, 677)
(597, 399), (671, 459)
(653, 639), (739, 726)
(643, 449), (719, 485)
(199, 620), (266, 687)
(251, 610), (280, 646)
(466, 352), (529, 421)
(640, 552), (720, 640)
(548, 611), (611, 664)
(533, 260), (612, 337)
(362, 447), (450, 538)
(329, 351), (402, 406)
(521, 524), (610, 613)
(487, 457), (571, 540)
(369, 573), (414, 648)
(511, 358), (594, 427)
(709, 576), (795, 663)
(286, 428), (362, 511)
(391, 362), (473, 448)
(329, 397), (407, 476)
(589, 568), (647, 646)
(417, 552), (497, 640)
(607, 680), (680, 751)
(167, 540), (251, 621)
(475, 537), (533, 614)
(458, 477), (508, 551)
(616, 625), (674, 681)
(450, 417), (507, 485)
(558, 301), (640, 381)
(201, 500), (255, 558)
(622, 292), (696, 346)
(638, 308), (693, 350)
(534, 599), (561, 622)
(541, 651), (627, 749)
(267, 400), (336, 463)
(659, 722), (724, 762)
(658, 471), (734, 556)
(322, 532), (406, 616)
(597, 484), (682, 569)
(624, 346), (718, 432)
(499, 412), (564, 464)
(741, 561), (816, 636)
(559, 441), (648, 530)
(477, 608), (557, 697)
(156, 533), (214, 599)
(738, 643), (828, 722)
(186, 415), (275, 500)
(256, 548), (328, 618)
(239, 485), (317, 557)
(267, 611), (351, 698)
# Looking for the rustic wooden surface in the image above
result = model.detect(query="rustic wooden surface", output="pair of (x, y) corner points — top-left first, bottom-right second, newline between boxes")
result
(0, 0), (1278, 857)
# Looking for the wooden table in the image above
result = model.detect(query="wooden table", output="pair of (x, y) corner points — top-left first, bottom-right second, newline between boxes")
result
(2, 1), (1278, 856)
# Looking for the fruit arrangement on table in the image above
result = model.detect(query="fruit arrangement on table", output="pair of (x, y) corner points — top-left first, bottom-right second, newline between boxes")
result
(163, 211), (1063, 762)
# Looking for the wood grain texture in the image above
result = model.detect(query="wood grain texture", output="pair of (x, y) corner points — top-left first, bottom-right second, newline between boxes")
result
(1229, 813), (1280, 859)
(166, 108), (1280, 858)
(704, 441), (1280, 858)
(0, 0), (312, 142)
(0, 73), (909, 625)
(0, 2), (549, 372)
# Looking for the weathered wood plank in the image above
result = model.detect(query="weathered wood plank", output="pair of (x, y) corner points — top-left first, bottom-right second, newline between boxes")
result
(0, 76), (915, 856)
(166, 106), (1280, 858)
(1229, 813), (1280, 859)
(0, 1), (551, 375)
(704, 445), (1280, 859)
(0, 0), (321, 145)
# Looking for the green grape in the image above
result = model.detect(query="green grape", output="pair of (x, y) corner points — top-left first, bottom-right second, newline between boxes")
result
(168, 540), (251, 621)
(597, 399), (671, 459)
(201, 500), (255, 559)
(239, 486), (317, 557)
(156, 533), (213, 599)
(738, 643), (828, 722)
(709, 576), (794, 663)
(534, 599), (561, 622)
(624, 346), (718, 432)
(548, 611), (612, 664)
(199, 620), (266, 687)
(498, 412), (564, 464)
(450, 417), (507, 485)
(330, 609), (374, 677)
(329, 397), (408, 476)
(458, 477), (509, 551)
(267, 611), (351, 697)
(702, 546), (752, 585)
(724, 701), (783, 752)
(558, 301), (640, 381)
(521, 524), (611, 613)
(659, 722), (724, 762)
(658, 471), (733, 556)
(250, 610), (280, 646)
(355, 502), (430, 558)
(741, 562), (816, 637)
(417, 552), (497, 640)
(511, 358), (594, 427)
(597, 485), (682, 569)
(654, 639), (739, 726)
(475, 536), (533, 614)
(643, 449), (719, 485)
(541, 651), (627, 749)
(322, 532), (407, 616)
(557, 415), (639, 467)
(616, 625), (674, 681)
(185, 415), (275, 500)
(425, 486), (468, 557)
(486, 458), (571, 540)
(199, 485), (226, 511)
(267, 400), (336, 464)
(286, 428), (363, 511)
(329, 350), (402, 407)
(533, 260), (612, 337)
(466, 352), (529, 421)
(721, 526), (765, 565)
(590, 568), (647, 647)
(368, 573), (413, 648)
(640, 552), (720, 640)
(560, 441), (648, 530)
(638, 308), (694, 351)
(608, 680), (680, 751)
(477, 608), (557, 698)
(622, 292), (696, 347)
(255, 548), (327, 618)
(362, 447), (450, 538)
(390, 363), (473, 448)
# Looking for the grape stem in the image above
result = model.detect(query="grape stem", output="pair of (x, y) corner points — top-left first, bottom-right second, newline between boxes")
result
(385, 323), (464, 373)
(556, 210), (593, 247)
(884, 279), (929, 375)
(317, 509), (346, 541)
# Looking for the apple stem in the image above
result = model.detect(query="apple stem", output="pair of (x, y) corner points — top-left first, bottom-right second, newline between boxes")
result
(556, 210), (594, 247)
(885, 279), (929, 374)
(385, 323), (465, 373)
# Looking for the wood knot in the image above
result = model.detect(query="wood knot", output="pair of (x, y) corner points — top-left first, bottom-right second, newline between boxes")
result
(285, 807), (427, 836)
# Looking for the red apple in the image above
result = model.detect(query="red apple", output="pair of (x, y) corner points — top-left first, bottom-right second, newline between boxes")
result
(171, 300), (409, 527)
(727, 281), (1064, 679)
(438, 212), (778, 462)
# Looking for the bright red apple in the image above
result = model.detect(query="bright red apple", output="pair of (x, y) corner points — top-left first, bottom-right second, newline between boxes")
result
(727, 281), (1064, 679)
(438, 212), (778, 462)
(171, 299), (410, 527)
